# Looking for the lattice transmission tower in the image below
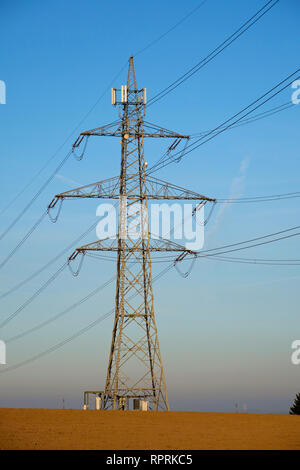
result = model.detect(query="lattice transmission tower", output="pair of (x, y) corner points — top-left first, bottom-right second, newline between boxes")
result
(49, 57), (215, 410)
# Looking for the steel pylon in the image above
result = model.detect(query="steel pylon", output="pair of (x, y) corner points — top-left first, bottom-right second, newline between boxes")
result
(49, 57), (216, 411)
(104, 58), (171, 410)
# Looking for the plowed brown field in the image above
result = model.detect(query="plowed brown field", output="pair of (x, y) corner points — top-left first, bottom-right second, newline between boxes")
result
(0, 408), (299, 450)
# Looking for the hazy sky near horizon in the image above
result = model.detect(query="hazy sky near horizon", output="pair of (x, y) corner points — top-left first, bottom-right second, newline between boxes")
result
(0, 0), (300, 413)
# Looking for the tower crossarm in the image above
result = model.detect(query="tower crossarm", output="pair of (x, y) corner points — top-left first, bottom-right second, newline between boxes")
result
(68, 236), (196, 261)
(145, 177), (216, 201)
(48, 175), (216, 209)
(79, 120), (189, 139)
(48, 176), (120, 209)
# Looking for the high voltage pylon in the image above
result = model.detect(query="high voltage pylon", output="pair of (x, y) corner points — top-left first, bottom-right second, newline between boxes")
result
(49, 57), (215, 410)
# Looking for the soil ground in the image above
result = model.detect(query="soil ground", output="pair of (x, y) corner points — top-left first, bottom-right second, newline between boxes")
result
(0, 408), (299, 450)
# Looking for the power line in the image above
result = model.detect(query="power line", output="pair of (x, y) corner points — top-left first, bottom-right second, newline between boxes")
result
(0, 263), (173, 374)
(216, 191), (300, 204)
(189, 101), (296, 138)
(195, 229), (300, 258)
(186, 71), (300, 152)
(1, 6), (297, 379)
(2, 222), (300, 374)
(157, 226), (300, 266)
(0, 65), (128, 218)
(122, 225), (300, 263)
(0, 198), (117, 297)
(0, 221), (98, 299)
(0, 3), (288, 277)
(199, 225), (300, 254)
(170, 224), (300, 260)
(83, 250), (300, 266)
(202, 255), (300, 266)
(149, 98), (296, 173)
(0, 210), (48, 270)
(215, 101), (295, 130)
(0, 0), (208, 220)
(0, 222), (98, 299)
(4, 68), (290, 271)
(70, 225), (300, 266)
(148, 68), (300, 174)
(0, 1), (209, 222)
(0, 209), (120, 338)
(147, 0), (280, 107)
(0, 0), (209, 220)
(6, 276), (116, 344)
(133, 0), (209, 57)
(0, 262), (67, 329)
(0, 211), (47, 271)
(150, 69), (300, 172)
(0, 150), (72, 243)
(0, 309), (114, 375)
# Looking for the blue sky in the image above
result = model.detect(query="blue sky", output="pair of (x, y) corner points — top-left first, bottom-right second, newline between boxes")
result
(0, 0), (300, 412)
